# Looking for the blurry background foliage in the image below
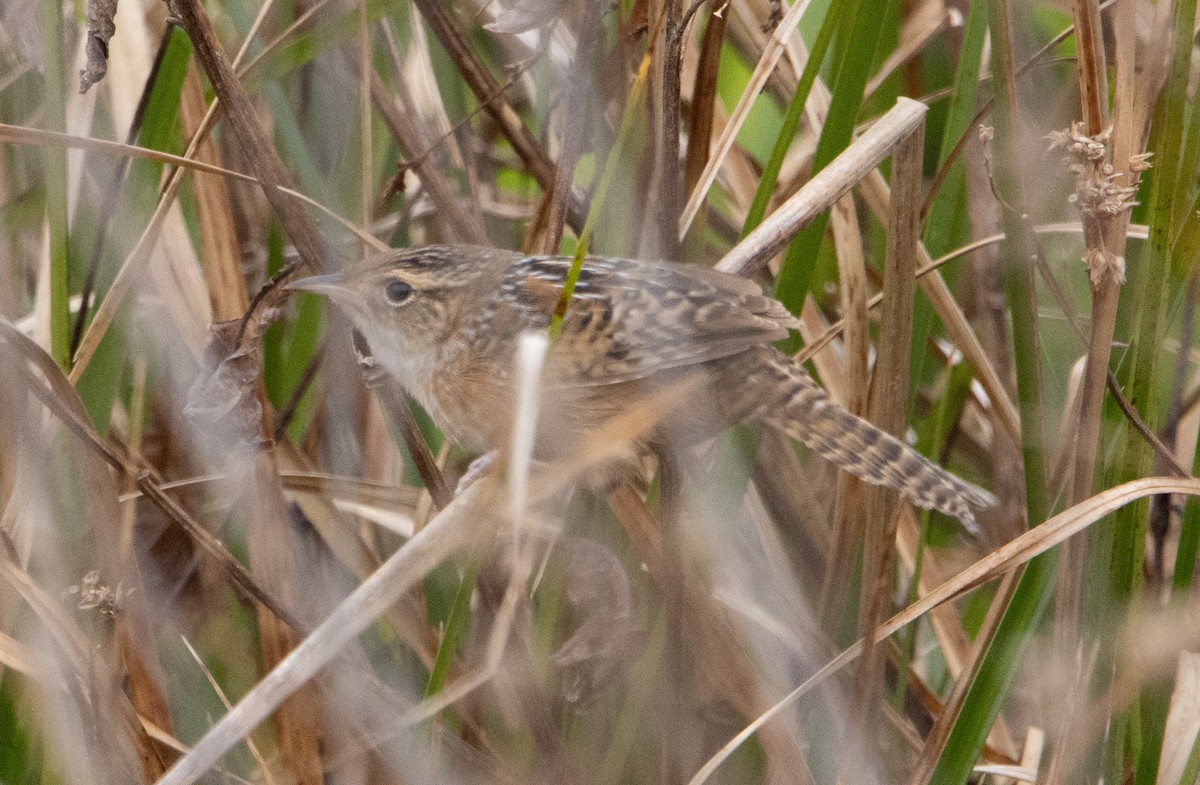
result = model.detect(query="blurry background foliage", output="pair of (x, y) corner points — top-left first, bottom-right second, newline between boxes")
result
(2, 0), (1200, 784)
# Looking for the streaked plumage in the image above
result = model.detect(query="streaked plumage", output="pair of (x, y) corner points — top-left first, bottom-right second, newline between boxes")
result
(290, 245), (993, 524)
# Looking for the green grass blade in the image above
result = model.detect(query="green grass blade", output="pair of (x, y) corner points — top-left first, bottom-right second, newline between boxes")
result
(773, 0), (892, 320)
(41, 0), (69, 369)
(740, 0), (839, 238)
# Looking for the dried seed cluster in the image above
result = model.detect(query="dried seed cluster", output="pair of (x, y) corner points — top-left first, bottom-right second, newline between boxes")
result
(1047, 122), (1151, 286)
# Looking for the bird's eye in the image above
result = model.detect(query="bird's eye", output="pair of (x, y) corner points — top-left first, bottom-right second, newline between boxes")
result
(385, 280), (414, 304)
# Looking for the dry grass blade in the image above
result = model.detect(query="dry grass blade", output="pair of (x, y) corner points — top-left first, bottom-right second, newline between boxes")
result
(718, 97), (928, 276)
(859, 169), (1022, 444)
(1154, 651), (1200, 785)
(1055, 0), (1151, 677)
(0, 321), (303, 630)
(0, 125), (386, 251)
(689, 476), (1200, 785)
(153, 477), (504, 785)
(852, 120), (922, 744)
(179, 636), (278, 785)
(0, 621), (65, 690)
(679, 0), (814, 235)
(818, 195), (870, 622)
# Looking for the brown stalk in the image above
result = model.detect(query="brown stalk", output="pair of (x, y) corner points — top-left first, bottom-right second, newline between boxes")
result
(359, 0), (372, 245)
(1054, 0), (1114, 652)
(683, 3), (726, 197)
(817, 196), (870, 629)
(151, 5), (340, 778)
(368, 67), (485, 245)
(678, 0), (815, 237)
(172, 0), (326, 278)
(179, 62), (248, 320)
(849, 120), (923, 767)
(1064, 3), (1154, 503)
(858, 168), (1022, 453)
(658, 0), (707, 257)
(245, 473), (324, 785)
(245, 347), (340, 775)
(1046, 19), (1158, 775)
(409, 0), (583, 233)
(1072, 0), (1107, 134)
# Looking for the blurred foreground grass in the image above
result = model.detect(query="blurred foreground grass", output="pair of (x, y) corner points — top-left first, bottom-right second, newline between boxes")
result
(2, 0), (1200, 783)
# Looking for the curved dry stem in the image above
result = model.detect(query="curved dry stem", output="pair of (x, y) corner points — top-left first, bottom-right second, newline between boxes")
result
(688, 476), (1200, 785)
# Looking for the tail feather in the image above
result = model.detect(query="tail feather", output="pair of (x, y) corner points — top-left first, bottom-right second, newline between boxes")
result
(745, 351), (994, 526)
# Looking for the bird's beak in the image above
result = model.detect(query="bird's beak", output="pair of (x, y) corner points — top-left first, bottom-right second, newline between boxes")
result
(285, 272), (351, 299)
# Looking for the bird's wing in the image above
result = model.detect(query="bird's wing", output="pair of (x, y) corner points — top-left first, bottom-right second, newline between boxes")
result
(502, 255), (799, 386)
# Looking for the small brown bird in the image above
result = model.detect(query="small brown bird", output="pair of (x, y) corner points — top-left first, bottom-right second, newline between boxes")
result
(289, 245), (993, 524)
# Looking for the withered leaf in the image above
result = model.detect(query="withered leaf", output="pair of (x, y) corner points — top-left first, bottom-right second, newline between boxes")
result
(80, 0), (118, 93)
(183, 309), (280, 453)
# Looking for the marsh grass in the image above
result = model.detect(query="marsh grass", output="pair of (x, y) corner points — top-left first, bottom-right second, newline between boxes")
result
(2, 0), (1200, 783)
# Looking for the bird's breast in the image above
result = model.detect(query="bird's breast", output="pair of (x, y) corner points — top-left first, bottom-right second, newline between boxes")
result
(424, 343), (519, 451)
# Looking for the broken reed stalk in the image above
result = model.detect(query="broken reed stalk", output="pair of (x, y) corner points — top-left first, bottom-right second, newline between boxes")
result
(850, 117), (923, 745)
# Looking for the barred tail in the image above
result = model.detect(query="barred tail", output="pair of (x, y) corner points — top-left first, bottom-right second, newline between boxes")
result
(747, 351), (994, 526)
